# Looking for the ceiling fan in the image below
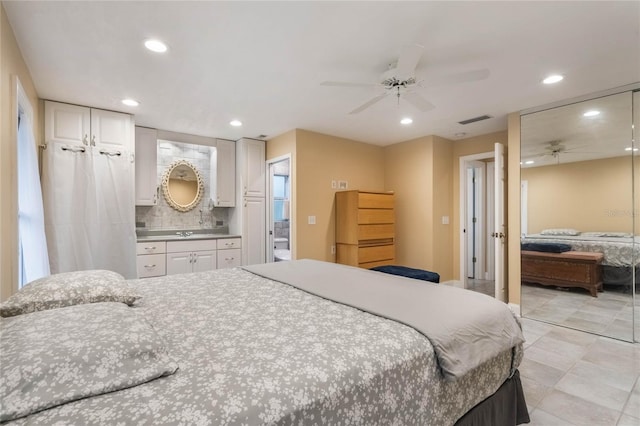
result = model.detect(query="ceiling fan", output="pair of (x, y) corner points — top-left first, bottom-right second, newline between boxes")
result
(320, 44), (490, 115)
(526, 140), (603, 165)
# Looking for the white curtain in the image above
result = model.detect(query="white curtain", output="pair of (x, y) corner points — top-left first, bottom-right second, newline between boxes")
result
(43, 143), (136, 279)
(18, 111), (50, 286)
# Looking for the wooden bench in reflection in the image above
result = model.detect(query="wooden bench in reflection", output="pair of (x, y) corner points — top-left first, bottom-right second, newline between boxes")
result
(521, 250), (604, 297)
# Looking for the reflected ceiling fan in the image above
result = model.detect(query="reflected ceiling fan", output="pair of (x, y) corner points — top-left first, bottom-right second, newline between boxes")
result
(528, 140), (601, 164)
(320, 44), (490, 114)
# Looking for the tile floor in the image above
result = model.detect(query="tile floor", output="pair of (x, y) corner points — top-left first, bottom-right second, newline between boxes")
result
(453, 279), (639, 424)
(520, 317), (640, 425)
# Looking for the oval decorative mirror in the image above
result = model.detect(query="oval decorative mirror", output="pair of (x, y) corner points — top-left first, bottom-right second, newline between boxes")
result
(161, 160), (204, 212)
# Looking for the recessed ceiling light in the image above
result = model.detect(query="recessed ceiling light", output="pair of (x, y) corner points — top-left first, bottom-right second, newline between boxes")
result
(542, 74), (564, 84)
(121, 99), (139, 107)
(583, 110), (600, 117)
(144, 39), (168, 53)
(400, 117), (413, 125)
(230, 120), (242, 127)
(525, 160), (535, 165)
(625, 147), (638, 152)
(454, 132), (467, 138)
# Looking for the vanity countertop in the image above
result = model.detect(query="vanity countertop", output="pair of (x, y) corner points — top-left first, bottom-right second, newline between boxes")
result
(136, 229), (240, 242)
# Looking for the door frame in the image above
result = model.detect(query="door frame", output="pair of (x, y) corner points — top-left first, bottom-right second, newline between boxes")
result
(459, 151), (494, 288)
(266, 154), (292, 263)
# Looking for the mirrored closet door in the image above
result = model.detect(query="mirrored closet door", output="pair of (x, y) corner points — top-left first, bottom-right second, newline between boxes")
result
(520, 88), (638, 342)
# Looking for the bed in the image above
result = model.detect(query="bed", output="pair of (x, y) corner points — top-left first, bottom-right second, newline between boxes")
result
(522, 233), (639, 289)
(1, 260), (528, 425)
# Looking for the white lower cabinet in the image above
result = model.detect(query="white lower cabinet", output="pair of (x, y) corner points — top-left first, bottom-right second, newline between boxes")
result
(216, 238), (242, 269)
(137, 237), (242, 277)
(136, 242), (167, 278)
(166, 239), (217, 275)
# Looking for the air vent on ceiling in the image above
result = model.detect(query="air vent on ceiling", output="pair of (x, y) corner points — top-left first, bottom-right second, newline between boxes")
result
(458, 115), (492, 125)
(256, 134), (268, 139)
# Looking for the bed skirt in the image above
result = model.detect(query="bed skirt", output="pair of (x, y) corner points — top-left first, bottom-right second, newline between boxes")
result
(455, 369), (530, 426)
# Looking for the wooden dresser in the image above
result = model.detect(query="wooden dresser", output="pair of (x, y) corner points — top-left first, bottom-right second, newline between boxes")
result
(335, 190), (395, 268)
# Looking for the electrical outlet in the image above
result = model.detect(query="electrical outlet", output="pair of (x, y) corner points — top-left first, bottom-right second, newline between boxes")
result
(338, 180), (348, 190)
(308, 215), (316, 225)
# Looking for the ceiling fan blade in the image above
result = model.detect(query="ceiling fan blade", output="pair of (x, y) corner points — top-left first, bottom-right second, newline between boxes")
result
(395, 44), (424, 79)
(349, 93), (389, 115)
(320, 81), (378, 88)
(424, 68), (490, 87)
(403, 92), (435, 112)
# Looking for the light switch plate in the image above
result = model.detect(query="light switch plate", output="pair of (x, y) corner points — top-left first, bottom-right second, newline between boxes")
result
(308, 215), (316, 225)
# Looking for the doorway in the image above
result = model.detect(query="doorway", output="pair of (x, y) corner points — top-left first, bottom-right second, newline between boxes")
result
(459, 149), (501, 298)
(266, 155), (292, 263)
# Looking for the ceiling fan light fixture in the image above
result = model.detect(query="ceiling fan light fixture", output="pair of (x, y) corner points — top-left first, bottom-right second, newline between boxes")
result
(583, 110), (600, 117)
(144, 39), (168, 53)
(230, 120), (242, 127)
(400, 117), (413, 125)
(542, 74), (563, 84)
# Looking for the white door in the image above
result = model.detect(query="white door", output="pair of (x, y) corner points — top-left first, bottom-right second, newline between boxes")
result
(213, 139), (236, 207)
(245, 139), (266, 197)
(166, 252), (192, 275)
(45, 101), (90, 147)
(91, 109), (132, 151)
(134, 127), (158, 206)
(465, 161), (486, 279)
(244, 197), (266, 265)
(192, 250), (217, 272)
(493, 143), (506, 302)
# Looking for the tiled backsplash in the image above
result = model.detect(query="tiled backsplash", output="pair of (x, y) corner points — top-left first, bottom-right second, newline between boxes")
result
(135, 140), (229, 230)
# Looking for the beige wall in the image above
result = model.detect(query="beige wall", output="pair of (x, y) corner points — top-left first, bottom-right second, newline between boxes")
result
(383, 135), (454, 280)
(1, 4), (40, 301)
(521, 156), (634, 234)
(295, 130), (385, 261)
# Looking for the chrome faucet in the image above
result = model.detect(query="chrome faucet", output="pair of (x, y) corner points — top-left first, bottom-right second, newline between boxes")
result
(175, 231), (194, 238)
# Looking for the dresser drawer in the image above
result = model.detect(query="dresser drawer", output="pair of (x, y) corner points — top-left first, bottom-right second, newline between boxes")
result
(358, 209), (395, 224)
(137, 254), (166, 278)
(358, 244), (395, 264)
(358, 224), (394, 241)
(136, 241), (166, 255)
(217, 248), (242, 269)
(217, 238), (241, 250)
(358, 192), (394, 209)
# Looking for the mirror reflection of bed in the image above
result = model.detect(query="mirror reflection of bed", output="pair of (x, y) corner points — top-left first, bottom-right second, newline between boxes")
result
(520, 90), (639, 342)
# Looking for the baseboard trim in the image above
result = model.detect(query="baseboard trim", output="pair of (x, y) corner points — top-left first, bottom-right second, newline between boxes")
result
(508, 303), (521, 317)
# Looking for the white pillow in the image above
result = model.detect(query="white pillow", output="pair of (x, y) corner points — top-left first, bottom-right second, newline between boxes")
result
(0, 270), (139, 318)
(582, 231), (632, 238)
(0, 302), (178, 422)
(540, 228), (580, 236)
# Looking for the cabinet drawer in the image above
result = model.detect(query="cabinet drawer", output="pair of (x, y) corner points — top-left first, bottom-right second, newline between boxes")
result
(136, 241), (166, 255)
(358, 209), (395, 224)
(358, 244), (395, 264)
(167, 239), (217, 253)
(137, 254), (166, 278)
(217, 248), (242, 269)
(358, 224), (394, 241)
(358, 192), (394, 209)
(217, 238), (241, 250)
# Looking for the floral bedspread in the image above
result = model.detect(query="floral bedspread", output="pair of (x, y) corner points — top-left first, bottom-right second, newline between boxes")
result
(9, 268), (519, 425)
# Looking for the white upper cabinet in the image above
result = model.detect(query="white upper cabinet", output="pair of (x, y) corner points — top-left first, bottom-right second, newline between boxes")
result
(91, 109), (132, 151)
(45, 102), (91, 147)
(45, 101), (133, 152)
(210, 139), (236, 207)
(135, 127), (158, 206)
(238, 138), (266, 198)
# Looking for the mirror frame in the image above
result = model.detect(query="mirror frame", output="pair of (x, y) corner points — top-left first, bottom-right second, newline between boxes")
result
(161, 160), (204, 212)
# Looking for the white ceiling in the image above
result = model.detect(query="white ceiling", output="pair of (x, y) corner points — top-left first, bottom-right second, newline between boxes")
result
(4, 1), (640, 146)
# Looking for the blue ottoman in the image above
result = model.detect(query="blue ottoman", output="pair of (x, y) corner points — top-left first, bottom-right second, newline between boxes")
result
(370, 265), (440, 283)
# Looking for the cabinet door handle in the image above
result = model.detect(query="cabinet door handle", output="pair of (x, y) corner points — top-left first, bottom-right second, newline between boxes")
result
(91, 135), (96, 146)
(193, 253), (198, 263)
(144, 246), (156, 251)
(225, 257), (234, 261)
(189, 253), (193, 264)
(83, 134), (89, 145)
(144, 264), (156, 268)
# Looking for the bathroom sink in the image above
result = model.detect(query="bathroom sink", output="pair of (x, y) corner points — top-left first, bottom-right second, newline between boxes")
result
(136, 228), (238, 242)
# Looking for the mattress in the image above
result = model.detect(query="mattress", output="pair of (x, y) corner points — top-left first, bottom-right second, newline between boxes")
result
(5, 263), (524, 425)
(523, 234), (638, 267)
